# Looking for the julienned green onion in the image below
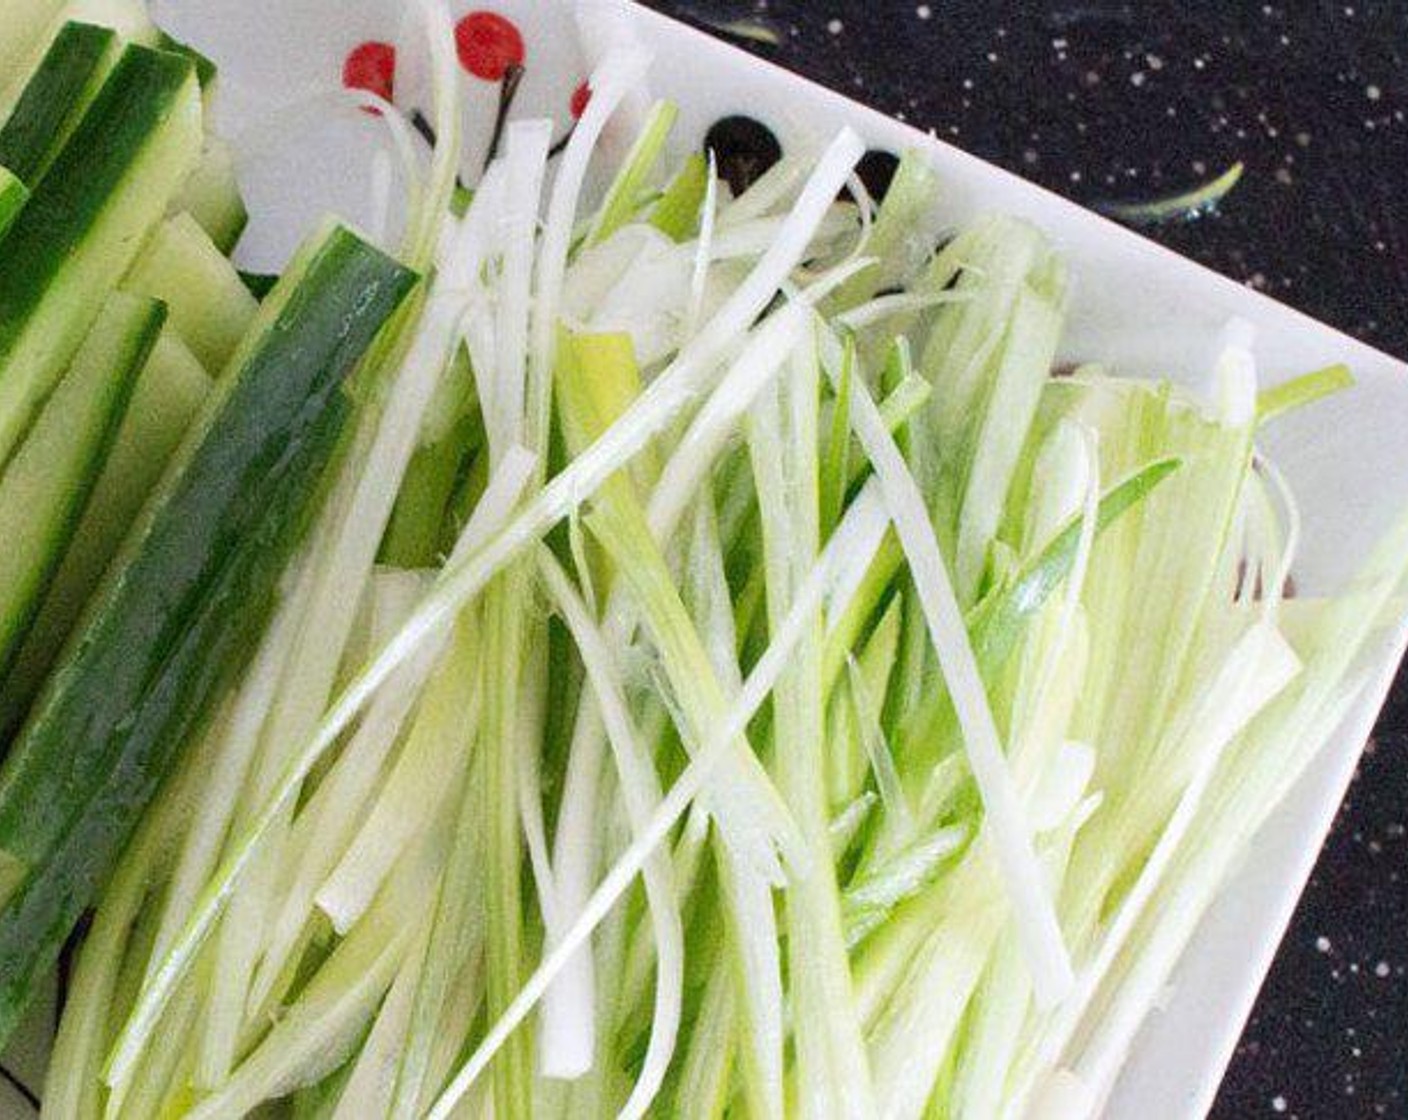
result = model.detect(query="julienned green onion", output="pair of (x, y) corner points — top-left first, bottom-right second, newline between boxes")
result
(0, 2), (1398, 1118)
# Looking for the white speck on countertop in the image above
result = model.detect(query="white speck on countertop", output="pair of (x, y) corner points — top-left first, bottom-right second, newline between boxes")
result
(827, 17), (843, 34)
(1317, 935), (1333, 953)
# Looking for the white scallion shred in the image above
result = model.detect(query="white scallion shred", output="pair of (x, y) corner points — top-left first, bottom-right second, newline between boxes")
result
(820, 325), (1076, 1009)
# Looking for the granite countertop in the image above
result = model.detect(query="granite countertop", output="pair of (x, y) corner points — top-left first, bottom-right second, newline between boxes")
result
(643, 2), (1408, 1115)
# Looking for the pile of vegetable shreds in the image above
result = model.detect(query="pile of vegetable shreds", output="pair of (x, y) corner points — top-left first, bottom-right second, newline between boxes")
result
(0, 2), (1403, 1118)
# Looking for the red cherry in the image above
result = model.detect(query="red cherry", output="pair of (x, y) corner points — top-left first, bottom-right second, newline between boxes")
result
(343, 40), (396, 103)
(455, 11), (526, 81)
(570, 79), (592, 119)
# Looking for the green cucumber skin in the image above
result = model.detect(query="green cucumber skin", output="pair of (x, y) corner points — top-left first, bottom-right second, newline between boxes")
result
(155, 29), (218, 88)
(0, 169), (24, 239)
(0, 43), (198, 469)
(0, 21), (118, 185)
(0, 227), (416, 1045)
(0, 293), (164, 680)
(240, 271), (280, 300)
(0, 365), (347, 1049)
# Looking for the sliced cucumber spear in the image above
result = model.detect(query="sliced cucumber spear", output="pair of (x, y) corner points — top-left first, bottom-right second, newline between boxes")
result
(154, 27), (217, 88)
(0, 331), (212, 739)
(49, 0), (159, 50)
(0, 291), (162, 678)
(0, 42), (200, 470)
(123, 211), (258, 372)
(0, 223), (418, 1047)
(0, 21), (120, 185)
(172, 136), (248, 255)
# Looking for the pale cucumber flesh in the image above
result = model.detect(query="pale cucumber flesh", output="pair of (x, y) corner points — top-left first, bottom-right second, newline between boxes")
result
(123, 210), (257, 372)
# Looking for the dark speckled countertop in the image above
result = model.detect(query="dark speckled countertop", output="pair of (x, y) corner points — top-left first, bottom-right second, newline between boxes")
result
(644, 2), (1408, 1116)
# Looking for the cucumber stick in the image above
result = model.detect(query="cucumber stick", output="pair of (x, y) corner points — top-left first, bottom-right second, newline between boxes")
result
(0, 168), (24, 238)
(0, 43), (200, 470)
(0, 223), (417, 1046)
(0, 20), (119, 185)
(173, 136), (247, 255)
(155, 27), (218, 88)
(0, 331), (211, 738)
(124, 211), (258, 372)
(0, 292), (161, 677)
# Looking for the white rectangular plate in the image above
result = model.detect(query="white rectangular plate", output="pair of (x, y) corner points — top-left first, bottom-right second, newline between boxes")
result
(4, 2), (1406, 1115)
